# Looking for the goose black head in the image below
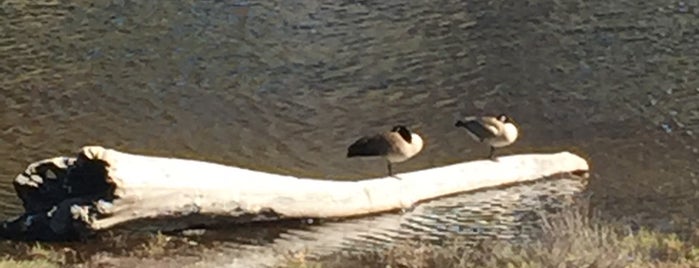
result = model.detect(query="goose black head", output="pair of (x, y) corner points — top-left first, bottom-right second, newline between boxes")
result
(391, 125), (412, 143)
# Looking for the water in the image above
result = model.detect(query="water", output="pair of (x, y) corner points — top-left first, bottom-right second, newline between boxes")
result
(1, 0), (698, 264)
(186, 178), (587, 267)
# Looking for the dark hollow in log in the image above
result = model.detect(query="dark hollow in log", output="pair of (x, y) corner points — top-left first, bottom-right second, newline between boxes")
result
(3, 153), (113, 241)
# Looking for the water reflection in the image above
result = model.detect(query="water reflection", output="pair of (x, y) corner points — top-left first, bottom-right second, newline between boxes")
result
(179, 178), (585, 266)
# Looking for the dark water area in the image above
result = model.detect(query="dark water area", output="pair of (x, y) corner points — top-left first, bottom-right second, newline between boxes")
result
(1, 0), (698, 265)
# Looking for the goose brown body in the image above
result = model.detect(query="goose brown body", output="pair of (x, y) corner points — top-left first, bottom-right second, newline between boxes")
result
(347, 125), (424, 176)
(455, 114), (518, 160)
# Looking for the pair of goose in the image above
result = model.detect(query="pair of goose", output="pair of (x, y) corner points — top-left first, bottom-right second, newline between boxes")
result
(347, 114), (518, 177)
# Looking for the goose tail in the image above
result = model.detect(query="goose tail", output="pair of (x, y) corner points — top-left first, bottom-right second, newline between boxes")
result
(347, 136), (386, 157)
(456, 119), (494, 141)
(347, 138), (371, 157)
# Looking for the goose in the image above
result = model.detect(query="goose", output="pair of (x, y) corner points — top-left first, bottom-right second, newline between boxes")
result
(347, 125), (424, 177)
(454, 114), (518, 160)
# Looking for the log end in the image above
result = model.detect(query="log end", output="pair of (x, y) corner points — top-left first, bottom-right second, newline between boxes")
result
(2, 146), (116, 241)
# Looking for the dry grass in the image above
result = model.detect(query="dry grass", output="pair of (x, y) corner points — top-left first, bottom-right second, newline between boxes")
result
(2, 205), (698, 268)
(286, 205), (699, 268)
(0, 259), (59, 268)
(0, 231), (195, 267)
(0, 243), (67, 268)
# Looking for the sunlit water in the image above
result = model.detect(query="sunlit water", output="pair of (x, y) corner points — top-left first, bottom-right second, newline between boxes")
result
(1, 0), (698, 265)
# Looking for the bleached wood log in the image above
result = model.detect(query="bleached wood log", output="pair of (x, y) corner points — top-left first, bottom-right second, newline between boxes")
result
(2, 145), (589, 241)
(86, 145), (589, 228)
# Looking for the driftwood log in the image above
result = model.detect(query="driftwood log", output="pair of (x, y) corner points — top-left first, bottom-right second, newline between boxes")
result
(0, 146), (589, 241)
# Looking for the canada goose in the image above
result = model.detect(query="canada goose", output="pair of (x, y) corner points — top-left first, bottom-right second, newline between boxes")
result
(454, 114), (518, 160)
(347, 125), (424, 177)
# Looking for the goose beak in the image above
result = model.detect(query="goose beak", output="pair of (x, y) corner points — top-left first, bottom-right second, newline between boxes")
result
(454, 120), (464, 127)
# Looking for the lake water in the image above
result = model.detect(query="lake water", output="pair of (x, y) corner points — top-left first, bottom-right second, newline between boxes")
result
(1, 0), (698, 265)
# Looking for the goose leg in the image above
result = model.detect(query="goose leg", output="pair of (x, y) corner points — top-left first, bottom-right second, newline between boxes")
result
(488, 146), (496, 160)
(387, 161), (401, 179)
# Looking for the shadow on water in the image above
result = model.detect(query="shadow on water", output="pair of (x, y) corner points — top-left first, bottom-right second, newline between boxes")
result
(181, 177), (586, 266)
(1, 0), (698, 266)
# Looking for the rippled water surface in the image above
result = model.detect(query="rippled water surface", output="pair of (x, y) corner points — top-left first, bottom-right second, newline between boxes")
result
(1, 0), (699, 265)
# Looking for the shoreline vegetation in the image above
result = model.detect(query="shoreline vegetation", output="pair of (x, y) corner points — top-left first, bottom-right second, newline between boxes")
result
(286, 201), (699, 268)
(2, 200), (699, 268)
